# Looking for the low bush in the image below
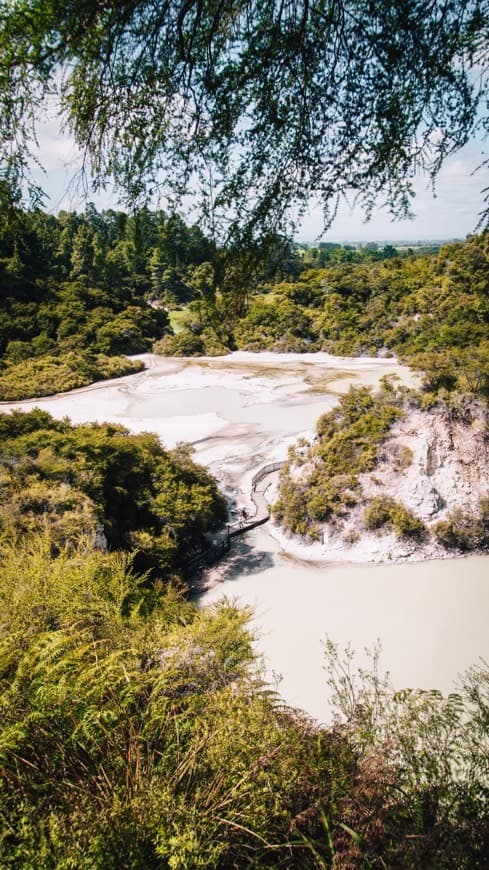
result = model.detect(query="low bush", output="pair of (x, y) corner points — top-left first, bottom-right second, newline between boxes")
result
(363, 496), (395, 530)
(433, 499), (489, 551)
(153, 331), (206, 356)
(390, 503), (427, 539)
(364, 496), (426, 540)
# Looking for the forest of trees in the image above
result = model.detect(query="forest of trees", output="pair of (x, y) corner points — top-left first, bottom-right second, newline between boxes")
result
(3, 203), (486, 401)
(0, 205), (216, 398)
(0, 203), (306, 396)
(162, 231), (489, 400)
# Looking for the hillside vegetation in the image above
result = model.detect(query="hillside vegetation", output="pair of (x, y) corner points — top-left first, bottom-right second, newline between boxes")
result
(235, 233), (489, 395)
(274, 382), (489, 558)
(275, 383), (406, 539)
(156, 232), (489, 399)
(266, 234), (489, 556)
(0, 409), (226, 577)
(1, 532), (489, 867)
(0, 206), (214, 398)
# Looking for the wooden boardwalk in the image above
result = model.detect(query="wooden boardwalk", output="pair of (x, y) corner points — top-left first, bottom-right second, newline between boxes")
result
(183, 461), (284, 578)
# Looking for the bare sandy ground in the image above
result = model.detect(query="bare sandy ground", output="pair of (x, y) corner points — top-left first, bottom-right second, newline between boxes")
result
(0, 350), (417, 503)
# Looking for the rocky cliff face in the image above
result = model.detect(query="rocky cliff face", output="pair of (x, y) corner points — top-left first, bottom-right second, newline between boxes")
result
(272, 401), (489, 563)
(361, 403), (488, 520)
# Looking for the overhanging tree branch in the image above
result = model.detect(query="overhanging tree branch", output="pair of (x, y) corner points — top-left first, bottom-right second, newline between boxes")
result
(0, 0), (487, 239)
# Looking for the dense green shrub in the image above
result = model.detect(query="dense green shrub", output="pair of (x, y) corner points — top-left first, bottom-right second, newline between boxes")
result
(364, 496), (426, 540)
(0, 537), (346, 868)
(433, 499), (489, 551)
(1, 536), (488, 867)
(154, 331), (206, 356)
(234, 296), (317, 351)
(363, 496), (396, 530)
(274, 385), (404, 537)
(0, 353), (144, 400)
(0, 479), (101, 549)
(0, 411), (226, 575)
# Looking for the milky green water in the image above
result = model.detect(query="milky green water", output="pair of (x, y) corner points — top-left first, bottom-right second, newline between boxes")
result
(199, 525), (489, 723)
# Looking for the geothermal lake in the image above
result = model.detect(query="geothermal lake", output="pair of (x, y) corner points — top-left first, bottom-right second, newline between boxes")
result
(3, 351), (488, 723)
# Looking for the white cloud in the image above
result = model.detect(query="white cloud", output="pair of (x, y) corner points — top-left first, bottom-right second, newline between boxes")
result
(29, 96), (82, 170)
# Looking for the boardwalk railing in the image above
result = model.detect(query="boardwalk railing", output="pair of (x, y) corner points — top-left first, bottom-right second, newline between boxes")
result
(251, 461), (284, 490)
(183, 461), (286, 579)
(183, 536), (231, 576)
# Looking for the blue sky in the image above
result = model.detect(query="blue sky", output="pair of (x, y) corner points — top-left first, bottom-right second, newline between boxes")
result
(32, 112), (488, 244)
(300, 138), (489, 243)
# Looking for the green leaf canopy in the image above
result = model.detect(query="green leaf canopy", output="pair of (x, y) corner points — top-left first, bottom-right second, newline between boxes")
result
(1, 0), (488, 238)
